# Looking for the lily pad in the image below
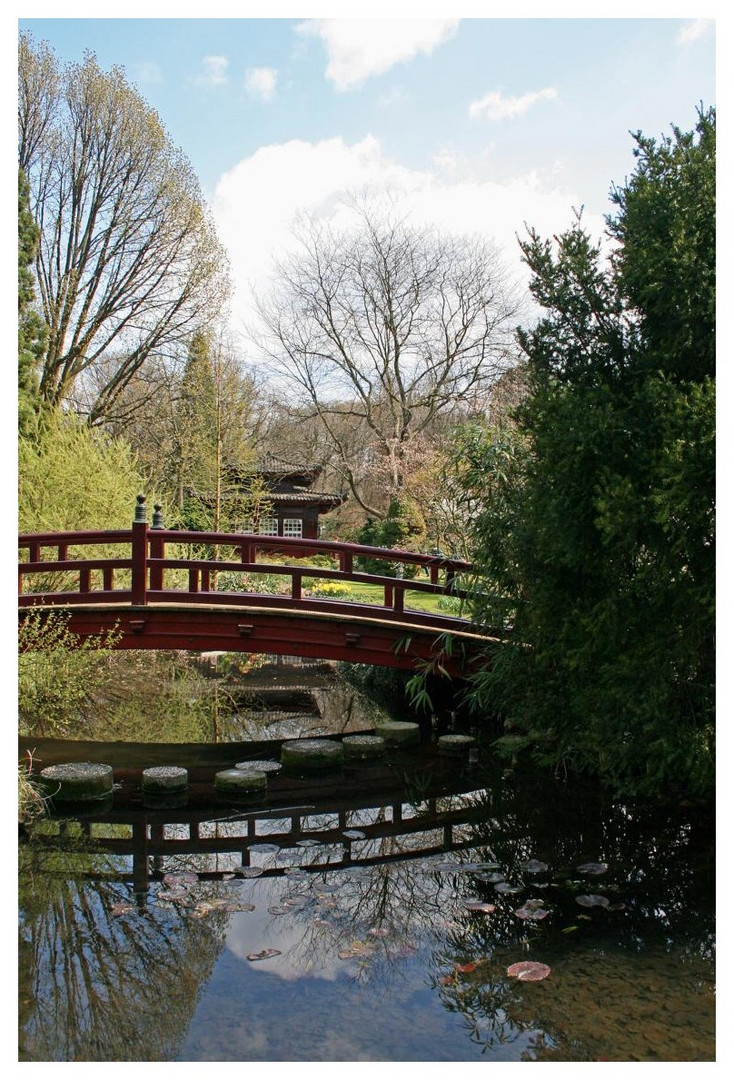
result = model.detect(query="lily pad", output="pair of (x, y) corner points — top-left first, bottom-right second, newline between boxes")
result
(247, 949), (281, 961)
(465, 901), (496, 913)
(522, 859), (549, 874)
(576, 862), (608, 875)
(494, 882), (523, 894)
(156, 886), (189, 903)
(475, 871), (506, 884)
(343, 830), (366, 840)
(576, 894), (610, 908)
(515, 904), (550, 921)
(110, 902), (135, 917)
(507, 961), (551, 982)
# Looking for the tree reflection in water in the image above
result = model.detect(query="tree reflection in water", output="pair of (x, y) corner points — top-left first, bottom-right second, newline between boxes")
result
(19, 843), (228, 1061)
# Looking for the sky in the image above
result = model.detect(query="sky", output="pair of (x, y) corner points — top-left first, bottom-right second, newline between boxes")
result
(14, 7), (718, 343)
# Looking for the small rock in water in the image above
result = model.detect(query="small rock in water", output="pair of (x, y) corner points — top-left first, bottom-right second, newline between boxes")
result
(239, 866), (264, 878)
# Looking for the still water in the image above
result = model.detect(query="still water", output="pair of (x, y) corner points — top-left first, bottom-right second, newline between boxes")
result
(19, 738), (714, 1062)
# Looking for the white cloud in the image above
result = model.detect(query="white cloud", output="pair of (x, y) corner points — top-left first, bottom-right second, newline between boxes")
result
(211, 134), (605, 341)
(245, 67), (278, 102)
(194, 55), (229, 86)
(676, 19), (714, 46)
(469, 86), (557, 121)
(297, 18), (459, 91)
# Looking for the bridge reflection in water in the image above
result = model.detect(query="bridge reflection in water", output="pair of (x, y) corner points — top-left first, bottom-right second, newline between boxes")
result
(27, 749), (487, 895)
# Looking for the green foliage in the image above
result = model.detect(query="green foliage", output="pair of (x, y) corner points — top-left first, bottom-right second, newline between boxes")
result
(357, 497), (426, 576)
(18, 611), (120, 739)
(18, 409), (148, 533)
(463, 107), (715, 800)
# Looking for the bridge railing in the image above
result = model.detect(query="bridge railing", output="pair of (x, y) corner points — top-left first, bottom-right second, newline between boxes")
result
(19, 496), (472, 623)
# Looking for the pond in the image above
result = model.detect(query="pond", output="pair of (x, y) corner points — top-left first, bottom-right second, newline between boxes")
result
(19, 704), (714, 1063)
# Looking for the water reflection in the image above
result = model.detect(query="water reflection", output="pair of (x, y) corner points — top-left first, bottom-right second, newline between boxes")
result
(19, 761), (714, 1062)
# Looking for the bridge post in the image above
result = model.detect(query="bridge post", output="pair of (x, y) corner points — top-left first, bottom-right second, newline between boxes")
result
(131, 495), (149, 606)
(149, 504), (165, 592)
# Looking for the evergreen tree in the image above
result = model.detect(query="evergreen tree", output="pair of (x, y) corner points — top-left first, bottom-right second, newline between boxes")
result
(464, 107), (715, 799)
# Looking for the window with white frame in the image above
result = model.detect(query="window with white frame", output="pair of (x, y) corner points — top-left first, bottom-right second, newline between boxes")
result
(259, 517), (279, 536)
(283, 517), (303, 538)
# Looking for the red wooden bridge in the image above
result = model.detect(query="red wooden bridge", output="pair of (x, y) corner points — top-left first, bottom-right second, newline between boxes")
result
(19, 497), (492, 675)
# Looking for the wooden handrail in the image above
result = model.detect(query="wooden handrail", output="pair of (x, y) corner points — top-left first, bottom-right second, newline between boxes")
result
(18, 500), (471, 622)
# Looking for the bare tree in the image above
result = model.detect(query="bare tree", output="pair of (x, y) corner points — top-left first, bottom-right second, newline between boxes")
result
(254, 202), (521, 517)
(18, 34), (230, 424)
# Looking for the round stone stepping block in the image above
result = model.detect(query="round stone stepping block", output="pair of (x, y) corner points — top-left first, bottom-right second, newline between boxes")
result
(342, 734), (386, 761)
(374, 721), (420, 748)
(437, 734), (477, 755)
(142, 766), (188, 793)
(215, 768), (268, 800)
(280, 738), (345, 770)
(39, 762), (113, 803)
(235, 759), (283, 775)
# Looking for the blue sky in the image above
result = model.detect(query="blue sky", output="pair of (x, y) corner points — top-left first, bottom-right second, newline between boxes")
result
(15, 11), (718, 335)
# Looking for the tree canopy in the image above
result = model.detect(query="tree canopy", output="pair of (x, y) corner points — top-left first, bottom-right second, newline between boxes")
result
(18, 33), (230, 424)
(255, 201), (521, 516)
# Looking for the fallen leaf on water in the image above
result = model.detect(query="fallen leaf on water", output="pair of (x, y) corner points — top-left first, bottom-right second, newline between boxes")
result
(522, 860), (549, 874)
(465, 901), (497, 914)
(507, 961), (551, 982)
(561, 925), (580, 933)
(247, 949), (281, 961)
(494, 882), (522, 894)
(454, 961), (478, 973)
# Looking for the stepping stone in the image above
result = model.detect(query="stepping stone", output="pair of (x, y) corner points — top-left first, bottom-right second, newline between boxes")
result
(374, 721), (420, 747)
(437, 734), (477, 755)
(280, 739), (345, 770)
(39, 762), (113, 803)
(142, 766), (188, 793)
(342, 734), (386, 761)
(215, 768), (267, 801)
(235, 759), (283, 775)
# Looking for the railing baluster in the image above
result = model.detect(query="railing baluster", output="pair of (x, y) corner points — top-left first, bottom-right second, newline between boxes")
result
(130, 496), (149, 606)
(201, 570), (210, 592)
(104, 567), (114, 591)
(292, 571), (302, 600)
(80, 566), (91, 595)
(189, 567), (199, 593)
